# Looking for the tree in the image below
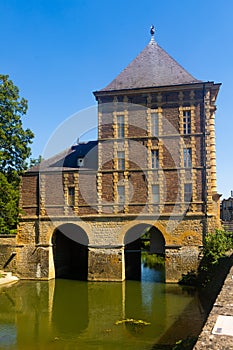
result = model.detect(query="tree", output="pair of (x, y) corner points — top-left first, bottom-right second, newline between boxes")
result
(0, 74), (34, 234)
(29, 155), (43, 168)
(0, 173), (19, 234)
(0, 74), (34, 178)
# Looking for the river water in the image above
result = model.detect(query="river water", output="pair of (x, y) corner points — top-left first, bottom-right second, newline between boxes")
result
(0, 266), (206, 350)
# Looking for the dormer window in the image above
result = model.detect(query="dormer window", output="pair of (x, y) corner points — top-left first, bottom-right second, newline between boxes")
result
(77, 158), (84, 167)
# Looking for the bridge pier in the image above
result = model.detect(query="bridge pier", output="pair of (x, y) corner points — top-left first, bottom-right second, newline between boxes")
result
(88, 247), (125, 281)
(165, 246), (201, 283)
(10, 216), (211, 283)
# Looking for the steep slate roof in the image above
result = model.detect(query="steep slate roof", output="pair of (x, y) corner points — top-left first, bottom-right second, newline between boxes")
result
(27, 141), (98, 172)
(101, 38), (201, 91)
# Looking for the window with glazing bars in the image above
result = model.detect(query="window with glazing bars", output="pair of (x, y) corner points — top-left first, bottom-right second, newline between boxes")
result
(117, 115), (125, 138)
(183, 111), (191, 134)
(151, 149), (159, 168)
(117, 185), (125, 203)
(152, 184), (159, 203)
(183, 148), (192, 168)
(184, 183), (192, 202)
(117, 151), (125, 170)
(151, 112), (159, 136)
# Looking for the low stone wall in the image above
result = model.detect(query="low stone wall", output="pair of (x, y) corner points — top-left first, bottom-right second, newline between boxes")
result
(194, 258), (233, 349)
(0, 235), (17, 273)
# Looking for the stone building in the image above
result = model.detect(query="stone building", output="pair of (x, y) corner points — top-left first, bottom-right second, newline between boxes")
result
(221, 191), (233, 221)
(13, 32), (221, 282)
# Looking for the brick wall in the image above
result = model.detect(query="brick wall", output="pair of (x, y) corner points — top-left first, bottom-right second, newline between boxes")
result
(20, 88), (210, 218)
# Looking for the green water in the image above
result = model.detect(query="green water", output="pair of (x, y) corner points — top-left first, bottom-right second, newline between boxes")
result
(0, 267), (206, 350)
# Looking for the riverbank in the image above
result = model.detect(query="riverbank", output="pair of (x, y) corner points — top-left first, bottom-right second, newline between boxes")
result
(193, 255), (233, 349)
(0, 271), (18, 286)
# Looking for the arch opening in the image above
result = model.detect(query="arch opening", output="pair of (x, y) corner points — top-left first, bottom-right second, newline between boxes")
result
(124, 224), (165, 282)
(52, 224), (88, 280)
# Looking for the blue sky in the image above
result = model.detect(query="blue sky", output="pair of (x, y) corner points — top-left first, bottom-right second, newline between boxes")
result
(0, 0), (233, 198)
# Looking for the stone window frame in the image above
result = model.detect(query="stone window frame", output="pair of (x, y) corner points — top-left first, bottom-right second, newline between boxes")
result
(179, 106), (195, 135)
(67, 186), (75, 207)
(151, 148), (159, 169)
(147, 109), (161, 138)
(183, 147), (192, 168)
(114, 113), (127, 139)
(183, 110), (191, 135)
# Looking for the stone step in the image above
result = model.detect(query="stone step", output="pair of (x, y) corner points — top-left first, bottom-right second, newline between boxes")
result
(0, 271), (12, 278)
(0, 271), (18, 286)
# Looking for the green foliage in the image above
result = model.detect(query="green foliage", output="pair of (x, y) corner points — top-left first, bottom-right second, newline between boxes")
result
(179, 229), (233, 287)
(0, 74), (34, 234)
(115, 318), (150, 334)
(29, 155), (43, 168)
(203, 229), (230, 265)
(179, 270), (197, 286)
(141, 239), (150, 250)
(0, 74), (34, 177)
(0, 173), (19, 234)
(115, 318), (150, 326)
(141, 251), (165, 268)
(197, 229), (233, 286)
(140, 230), (165, 269)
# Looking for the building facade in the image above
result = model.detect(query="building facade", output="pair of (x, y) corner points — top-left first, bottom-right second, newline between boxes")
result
(14, 33), (221, 282)
(221, 191), (233, 221)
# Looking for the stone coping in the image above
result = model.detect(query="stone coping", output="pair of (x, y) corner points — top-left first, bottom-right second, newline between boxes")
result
(194, 264), (233, 349)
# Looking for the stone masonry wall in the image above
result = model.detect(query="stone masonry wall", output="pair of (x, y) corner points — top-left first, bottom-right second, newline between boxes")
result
(194, 256), (233, 349)
(16, 215), (207, 281)
(0, 235), (17, 273)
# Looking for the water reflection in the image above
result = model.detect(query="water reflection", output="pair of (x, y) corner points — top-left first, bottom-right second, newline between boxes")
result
(52, 280), (88, 337)
(0, 270), (206, 350)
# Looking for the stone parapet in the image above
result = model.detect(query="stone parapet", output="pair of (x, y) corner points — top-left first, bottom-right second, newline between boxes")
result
(194, 256), (233, 349)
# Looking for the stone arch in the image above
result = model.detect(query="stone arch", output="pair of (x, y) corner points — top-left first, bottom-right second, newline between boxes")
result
(52, 223), (89, 280)
(48, 220), (93, 246)
(123, 223), (166, 281)
(119, 220), (168, 246)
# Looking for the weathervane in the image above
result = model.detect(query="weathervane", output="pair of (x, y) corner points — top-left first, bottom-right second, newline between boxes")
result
(150, 24), (155, 35)
(150, 25), (155, 38)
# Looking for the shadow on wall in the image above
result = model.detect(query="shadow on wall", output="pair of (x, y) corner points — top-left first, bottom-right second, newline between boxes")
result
(52, 223), (89, 280)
